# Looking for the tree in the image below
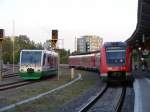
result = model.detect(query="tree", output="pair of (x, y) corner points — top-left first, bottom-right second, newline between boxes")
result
(56, 49), (70, 64)
(2, 35), (43, 64)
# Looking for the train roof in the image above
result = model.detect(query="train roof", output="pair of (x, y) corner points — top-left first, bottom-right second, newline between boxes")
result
(21, 49), (58, 56)
(69, 52), (100, 58)
(71, 50), (99, 56)
(103, 42), (127, 47)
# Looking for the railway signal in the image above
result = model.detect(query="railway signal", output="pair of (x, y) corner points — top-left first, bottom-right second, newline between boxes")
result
(0, 29), (4, 41)
(50, 30), (58, 49)
(50, 39), (58, 49)
(0, 29), (4, 81)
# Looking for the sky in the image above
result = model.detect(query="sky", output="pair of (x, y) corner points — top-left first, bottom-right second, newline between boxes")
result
(0, 0), (138, 51)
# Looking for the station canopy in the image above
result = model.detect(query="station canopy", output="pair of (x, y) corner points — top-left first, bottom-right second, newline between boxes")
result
(127, 0), (150, 49)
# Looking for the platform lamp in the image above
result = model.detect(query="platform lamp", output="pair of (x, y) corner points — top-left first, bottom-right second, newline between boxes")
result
(0, 29), (4, 81)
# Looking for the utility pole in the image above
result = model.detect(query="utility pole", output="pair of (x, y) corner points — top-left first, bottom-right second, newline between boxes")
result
(75, 37), (77, 52)
(57, 53), (60, 80)
(12, 20), (15, 73)
(57, 38), (64, 49)
(0, 29), (4, 81)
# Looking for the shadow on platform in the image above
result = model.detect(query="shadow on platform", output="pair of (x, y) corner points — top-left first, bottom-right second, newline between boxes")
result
(132, 69), (150, 79)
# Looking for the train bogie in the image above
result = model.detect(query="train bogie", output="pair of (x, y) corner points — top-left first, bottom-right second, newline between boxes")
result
(100, 71), (133, 82)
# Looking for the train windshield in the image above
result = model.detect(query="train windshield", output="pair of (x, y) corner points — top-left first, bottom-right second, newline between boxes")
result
(106, 48), (126, 66)
(21, 51), (42, 66)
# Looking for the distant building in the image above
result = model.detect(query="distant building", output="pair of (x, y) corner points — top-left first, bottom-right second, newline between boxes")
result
(77, 35), (103, 53)
(77, 37), (86, 53)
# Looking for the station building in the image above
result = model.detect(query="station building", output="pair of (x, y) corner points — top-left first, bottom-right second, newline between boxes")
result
(127, 0), (150, 70)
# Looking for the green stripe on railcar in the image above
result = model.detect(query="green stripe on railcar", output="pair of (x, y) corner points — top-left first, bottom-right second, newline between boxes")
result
(19, 69), (58, 80)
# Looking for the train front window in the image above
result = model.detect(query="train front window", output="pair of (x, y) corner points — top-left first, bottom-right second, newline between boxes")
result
(106, 50), (126, 66)
(21, 51), (42, 66)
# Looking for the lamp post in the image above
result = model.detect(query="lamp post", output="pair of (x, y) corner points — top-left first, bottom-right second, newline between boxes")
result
(57, 53), (60, 80)
(0, 29), (4, 81)
(12, 36), (15, 73)
(12, 20), (15, 73)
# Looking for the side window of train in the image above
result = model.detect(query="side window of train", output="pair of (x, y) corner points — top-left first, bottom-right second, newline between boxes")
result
(47, 55), (50, 66)
(98, 54), (100, 65)
(54, 57), (56, 67)
(43, 54), (46, 66)
(48, 55), (53, 67)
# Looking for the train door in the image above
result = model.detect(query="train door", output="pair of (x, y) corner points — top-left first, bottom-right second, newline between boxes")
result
(42, 53), (47, 70)
(50, 55), (54, 68)
(53, 56), (57, 68)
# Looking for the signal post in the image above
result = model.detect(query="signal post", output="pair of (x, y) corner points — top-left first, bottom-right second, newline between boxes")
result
(0, 29), (4, 81)
(50, 30), (58, 49)
(50, 30), (60, 80)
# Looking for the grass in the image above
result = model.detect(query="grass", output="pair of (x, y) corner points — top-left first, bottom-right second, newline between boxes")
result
(1, 69), (100, 112)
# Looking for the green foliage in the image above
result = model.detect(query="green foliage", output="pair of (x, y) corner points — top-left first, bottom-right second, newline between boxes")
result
(2, 36), (69, 64)
(132, 50), (138, 62)
(56, 49), (70, 64)
(2, 37), (13, 64)
(2, 35), (43, 64)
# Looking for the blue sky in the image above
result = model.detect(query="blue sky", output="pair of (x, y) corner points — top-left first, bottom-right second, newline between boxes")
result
(0, 0), (138, 51)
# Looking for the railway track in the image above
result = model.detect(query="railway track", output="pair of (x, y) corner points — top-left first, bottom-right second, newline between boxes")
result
(115, 87), (126, 112)
(3, 73), (19, 78)
(0, 80), (34, 91)
(78, 85), (126, 112)
(0, 66), (19, 79)
(77, 85), (108, 112)
(0, 75), (57, 91)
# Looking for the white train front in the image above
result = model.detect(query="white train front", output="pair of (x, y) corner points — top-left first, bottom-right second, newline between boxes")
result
(19, 50), (58, 80)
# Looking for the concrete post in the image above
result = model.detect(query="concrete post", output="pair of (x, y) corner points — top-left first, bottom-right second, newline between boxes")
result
(71, 68), (74, 80)
(57, 53), (60, 80)
(0, 41), (3, 81)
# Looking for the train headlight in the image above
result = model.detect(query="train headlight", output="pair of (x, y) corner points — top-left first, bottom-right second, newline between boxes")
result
(126, 72), (131, 76)
(120, 59), (123, 62)
(21, 69), (24, 72)
(37, 69), (41, 72)
(108, 67), (112, 70)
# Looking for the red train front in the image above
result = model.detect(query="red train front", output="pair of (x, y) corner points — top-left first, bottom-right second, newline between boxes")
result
(100, 42), (132, 82)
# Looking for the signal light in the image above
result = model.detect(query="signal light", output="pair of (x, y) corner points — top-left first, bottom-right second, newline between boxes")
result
(52, 30), (58, 40)
(0, 29), (4, 41)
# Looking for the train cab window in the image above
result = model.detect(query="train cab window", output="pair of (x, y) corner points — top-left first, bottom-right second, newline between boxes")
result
(106, 49), (126, 66)
(21, 51), (42, 66)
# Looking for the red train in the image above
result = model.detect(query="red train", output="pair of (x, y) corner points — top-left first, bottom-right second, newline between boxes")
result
(69, 52), (100, 70)
(100, 42), (132, 82)
(69, 42), (133, 82)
